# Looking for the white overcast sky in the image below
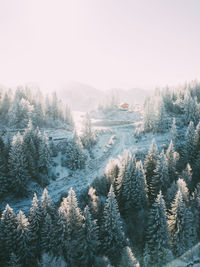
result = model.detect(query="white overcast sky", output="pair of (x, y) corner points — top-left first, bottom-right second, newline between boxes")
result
(0, 0), (200, 91)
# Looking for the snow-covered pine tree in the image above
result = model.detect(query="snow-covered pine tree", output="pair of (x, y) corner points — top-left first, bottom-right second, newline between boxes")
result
(0, 92), (11, 123)
(0, 205), (18, 264)
(104, 157), (120, 188)
(64, 131), (86, 170)
(144, 139), (159, 204)
(44, 94), (52, 124)
(57, 188), (84, 266)
(171, 118), (178, 149)
(116, 150), (136, 213)
(22, 120), (38, 178)
(0, 136), (8, 195)
(162, 86), (173, 112)
(28, 193), (42, 259)
(194, 121), (200, 159)
(184, 90), (197, 124)
(8, 132), (31, 196)
(40, 188), (54, 219)
(81, 206), (99, 266)
(165, 140), (179, 183)
(31, 101), (44, 127)
(65, 104), (74, 128)
(55, 197), (69, 257)
(51, 91), (59, 121)
(185, 121), (195, 164)
(177, 178), (189, 203)
(15, 210), (33, 266)
(102, 185), (125, 264)
(38, 133), (52, 174)
(143, 97), (155, 132)
(190, 183), (200, 239)
(39, 189), (57, 257)
(169, 190), (198, 256)
(154, 149), (169, 195)
(154, 97), (166, 132)
(144, 192), (173, 266)
(81, 113), (96, 150)
(181, 163), (193, 195)
(9, 97), (33, 128)
(132, 160), (147, 210)
(41, 213), (54, 253)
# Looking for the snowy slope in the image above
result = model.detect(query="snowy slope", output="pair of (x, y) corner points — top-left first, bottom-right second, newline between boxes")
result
(2, 108), (172, 214)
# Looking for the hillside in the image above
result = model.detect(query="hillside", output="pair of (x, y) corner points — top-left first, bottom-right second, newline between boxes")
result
(58, 81), (149, 111)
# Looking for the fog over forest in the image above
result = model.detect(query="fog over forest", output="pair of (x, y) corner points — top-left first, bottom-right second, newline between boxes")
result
(0, 0), (200, 267)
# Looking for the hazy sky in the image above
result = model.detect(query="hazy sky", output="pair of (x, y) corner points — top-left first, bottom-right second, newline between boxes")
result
(0, 0), (200, 91)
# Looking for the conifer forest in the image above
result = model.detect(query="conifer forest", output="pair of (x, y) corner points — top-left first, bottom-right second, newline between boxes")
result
(1, 1), (200, 266)
(0, 82), (200, 267)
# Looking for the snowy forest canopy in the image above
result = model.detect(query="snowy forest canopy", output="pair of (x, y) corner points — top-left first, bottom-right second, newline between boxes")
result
(0, 81), (200, 266)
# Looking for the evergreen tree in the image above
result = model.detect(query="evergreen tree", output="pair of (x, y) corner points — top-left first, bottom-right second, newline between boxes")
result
(143, 97), (155, 132)
(190, 183), (200, 239)
(169, 190), (197, 256)
(154, 149), (170, 194)
(57, 188), (84, 265)
(81, 206), (99, 266)
(51, 91), (59, 121)
(184, 90), (197, 124)
(132, 161), (147, 209)
(8, 132), (31, 196)
(28, 193), (42, 259)
(22, 120), (38, 178)
(144, 139), (159, 204)
(105, 157), (120, 188)
(55, 198), (68, 257)
(41, 213), (54, 253)
(193, 151), (200, 185)
(181, 163), (193, 195)
(154, 97), (166, 132)
(38, 133), (52, 173)
(0, 136), (8, 195)
(31, 101), (44, 127)
(9, 97), (33, 128)
(185, 121), (195, 164)
(15, 210), (33, 266)
(0, 92), (11, 123)
(144, 192), (173, 266)
(102, 185), (125, 264)
(64, 132), (86, 170)
(0, 205), (18, 264)
(166, 140), (178, 183)
(117, 151), (136, 212)
(177, 178), (189, 203)
(81, 113), (96, 150)
(65, 104), (74, 128)
(40, 188), (54, 218)
(194, 121), (200, 159)
(171, 118), (178, 149)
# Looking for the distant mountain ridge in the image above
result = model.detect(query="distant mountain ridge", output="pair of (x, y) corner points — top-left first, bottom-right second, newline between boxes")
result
(58, 81), (150, 111)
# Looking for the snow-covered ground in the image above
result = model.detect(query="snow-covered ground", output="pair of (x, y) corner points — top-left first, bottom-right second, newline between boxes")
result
(3, 108), (172, 214)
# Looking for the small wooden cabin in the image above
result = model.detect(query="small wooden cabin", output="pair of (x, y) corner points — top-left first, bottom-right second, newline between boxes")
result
(119, 103), (129, 109)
